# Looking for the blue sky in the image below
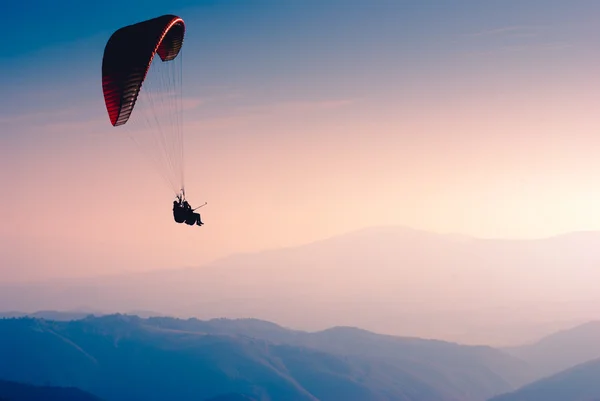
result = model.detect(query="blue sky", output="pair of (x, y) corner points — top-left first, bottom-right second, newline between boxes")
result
(2, 0), (600, 281)
(2, 0), (597, 117)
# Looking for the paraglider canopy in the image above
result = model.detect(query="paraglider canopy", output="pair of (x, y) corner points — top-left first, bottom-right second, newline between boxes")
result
(102, 14), (185, 127)
(101, 14), (187, 196)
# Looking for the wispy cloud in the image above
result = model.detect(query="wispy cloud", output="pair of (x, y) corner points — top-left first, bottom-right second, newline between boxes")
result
(145, 97), (362, 135)
(454, 24), (573, 57)
(278, 98), (358, 110)
(236, 97), (360, 116)
(463, 25), (545, 38)
(0, 95), (208, 130)
(467, 40), (574, 57)
(1, 95), (360, 142)
(0, 107), (81, 125)
(182, 97), (205, 110)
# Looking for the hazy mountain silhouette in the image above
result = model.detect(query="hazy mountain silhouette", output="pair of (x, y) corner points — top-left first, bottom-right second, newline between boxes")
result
(503, 320), (600, 378)
(145, 316), (535, 388)
(0, 379), (102, 401)
(204, 394), (257, 401)
(0, 309), (164, 321)
(2, 226), (599, 345)
(0, 314), (536, 401)
(0, 310), (99, 321)
(488, 358), (600, 401)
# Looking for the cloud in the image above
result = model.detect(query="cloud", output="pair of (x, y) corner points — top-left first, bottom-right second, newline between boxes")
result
(275, 98), (358, 111)
(176, 97), (360, 133)
(229, 97), (359, 117)
(112, 95), (359, 133)
(182, 97), (205, 110)
(0, 94), (208, 131)
(453, 24), (572, 57)
(0, 107), (82, 125)
(466, 40), (573, 57)
(0, 94), (359, 143)
(464, 25), (544, 38)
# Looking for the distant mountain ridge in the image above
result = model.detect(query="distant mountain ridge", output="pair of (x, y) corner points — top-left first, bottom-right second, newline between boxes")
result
(0, 309), (163, 320)
(0, 314), (537, 401)
(503, 320), (600, 377)
(488, 357), (600, 401)
(0, 310), (97, 321)
(204, 394), (257, 401)
(3, 313), (600, 401)
(0, 379), (102, 401)
(2, 225), (600, 346)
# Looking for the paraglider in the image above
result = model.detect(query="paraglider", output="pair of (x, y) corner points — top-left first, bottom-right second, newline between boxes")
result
(173, 192), (205, 226)
(101, 14), (206, 227)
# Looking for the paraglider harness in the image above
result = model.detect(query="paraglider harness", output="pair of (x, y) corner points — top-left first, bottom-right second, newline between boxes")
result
(173, 190), (206, 226)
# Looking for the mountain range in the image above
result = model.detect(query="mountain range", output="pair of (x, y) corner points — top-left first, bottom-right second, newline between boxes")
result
(488, 357), (600, 401)
(0, 379), (101, 401)
(2, 226), (600, 346)
(503, 320), (600, 378)
(1, 314), (600, 401)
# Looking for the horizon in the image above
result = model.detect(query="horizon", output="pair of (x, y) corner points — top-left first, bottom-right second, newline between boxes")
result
(0, 309), (594, 347)
(2, 0), (600, 376)
(4, 3), (600, 398)
(2, 221), (600, 347)
(3, 222), (600, 284)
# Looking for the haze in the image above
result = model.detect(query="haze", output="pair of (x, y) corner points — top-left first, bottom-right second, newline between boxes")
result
(2, 0), (600, 347)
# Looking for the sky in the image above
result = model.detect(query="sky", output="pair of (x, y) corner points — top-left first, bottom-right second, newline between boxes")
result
(2, 0), (600, 282)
